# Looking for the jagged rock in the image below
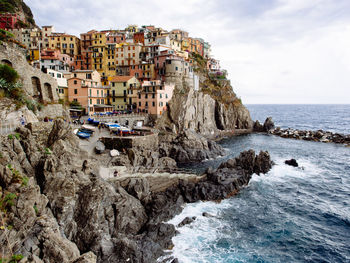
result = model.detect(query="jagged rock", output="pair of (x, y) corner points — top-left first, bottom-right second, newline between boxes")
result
(177, 216), (196, 227)
(70, 252), (97, 263)
(253, 120), (264, 132)
(159, 130), (225, 163)
(202, 212), (215, 218)
(263, 117), (275, 131)
(285, 159), (298, 167)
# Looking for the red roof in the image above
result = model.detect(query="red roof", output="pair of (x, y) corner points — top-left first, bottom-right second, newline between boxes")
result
(110, 76), (134, 82)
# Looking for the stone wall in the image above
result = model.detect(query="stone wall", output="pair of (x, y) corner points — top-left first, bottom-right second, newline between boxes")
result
(0, 43), (59, 103)
(36, 104), (70, 120)
(92, 114), (149, 127)
(101, 133), (158, 151)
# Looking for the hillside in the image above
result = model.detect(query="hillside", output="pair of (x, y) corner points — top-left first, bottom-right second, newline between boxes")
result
(0, 0), (36, 27)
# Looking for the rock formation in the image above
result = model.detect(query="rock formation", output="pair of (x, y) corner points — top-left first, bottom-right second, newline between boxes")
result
(156, 53), (253, 163)
(269, 127), (350, 146)
(0, 120), (273, 262)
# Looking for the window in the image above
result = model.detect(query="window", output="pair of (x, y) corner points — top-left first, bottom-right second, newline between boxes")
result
(145, 94), (148, 99)
(139, 102), (141, 106)
(152, 101), (155, 107)
(90, 99), (92, 104)
(74, 80), (77, 84)
(145, 101), (148, 107)
(113, 98), (115, 102)
(112, 90), (115, 96)
(160, 94), (162, 98)
(97, 99), (100, 104)
(123, 82), (126, 87)
(74, 89), (78, 94)
(166, 94), (168, 99)
(73, 98), (77, 102)
(89, 89), (92, 96)
(175, 67), (178, 71)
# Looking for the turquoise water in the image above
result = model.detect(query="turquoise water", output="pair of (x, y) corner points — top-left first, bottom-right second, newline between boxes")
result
(166, 105), (350, 263)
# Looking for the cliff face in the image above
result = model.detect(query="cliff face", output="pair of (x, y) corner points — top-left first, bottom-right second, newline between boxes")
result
(157, 54), (252, 138)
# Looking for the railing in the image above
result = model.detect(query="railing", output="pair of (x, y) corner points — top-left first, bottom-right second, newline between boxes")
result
(132, 167), (199, 175)
(0, 120), (19, 135)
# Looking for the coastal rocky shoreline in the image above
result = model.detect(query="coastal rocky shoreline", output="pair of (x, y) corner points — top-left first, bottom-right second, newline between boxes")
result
(253, 118), (350, 146)
(0, 120), (273, 263)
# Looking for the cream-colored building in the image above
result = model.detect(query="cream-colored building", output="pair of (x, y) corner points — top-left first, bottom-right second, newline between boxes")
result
(115, 43), (142, 66)
(110, 76), (140, 110)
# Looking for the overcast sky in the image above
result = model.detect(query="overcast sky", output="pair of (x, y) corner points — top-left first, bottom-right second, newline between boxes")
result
(26, 0), (350, 104)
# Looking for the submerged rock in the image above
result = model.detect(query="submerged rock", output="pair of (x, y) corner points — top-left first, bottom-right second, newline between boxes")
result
(285, 159), (299, 167)
(177, 216), (196, 227)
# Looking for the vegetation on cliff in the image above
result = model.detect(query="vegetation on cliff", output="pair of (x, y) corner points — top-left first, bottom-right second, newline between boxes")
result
(0, 64), (42, 111)
(190, 52), (242, 107)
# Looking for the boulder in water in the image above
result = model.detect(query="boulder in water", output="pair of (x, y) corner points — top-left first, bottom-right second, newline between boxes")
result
(177, 216), (196, 227)
(285, 159), (298, 167)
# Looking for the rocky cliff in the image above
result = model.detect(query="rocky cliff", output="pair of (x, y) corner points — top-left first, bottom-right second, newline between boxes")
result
(158, 53), (252, 137)
(156, 53), (252, 163)
(0, 120), (272, 262)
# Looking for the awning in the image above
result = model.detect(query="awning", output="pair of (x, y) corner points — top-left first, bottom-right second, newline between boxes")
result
(93, 104), (114, 108)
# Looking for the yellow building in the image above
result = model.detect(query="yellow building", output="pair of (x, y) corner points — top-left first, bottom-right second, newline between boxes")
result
(48, 33), (80, 57)
(91, 32), (108, 78)
(181, 38), (190, 52)
(125, 25), (139, 33)
(141, 62), (155, 80)
(28, 49), (39, 62)
(110, 76), (140, 110)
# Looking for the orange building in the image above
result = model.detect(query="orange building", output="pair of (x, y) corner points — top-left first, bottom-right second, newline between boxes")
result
(133, 32), (145, 44)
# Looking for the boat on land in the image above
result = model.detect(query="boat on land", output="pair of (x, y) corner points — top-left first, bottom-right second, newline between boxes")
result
(82, 124), (97, 131)
(76, 131), (91, 139)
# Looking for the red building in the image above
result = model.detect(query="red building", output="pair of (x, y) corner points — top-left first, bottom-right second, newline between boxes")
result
(0, 13), (19, 30)
(133, 32), (145, 44)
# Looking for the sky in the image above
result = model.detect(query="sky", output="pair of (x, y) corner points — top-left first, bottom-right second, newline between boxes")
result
(25, 0), (350, 104)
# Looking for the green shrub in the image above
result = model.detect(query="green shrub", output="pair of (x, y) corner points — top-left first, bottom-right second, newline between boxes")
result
(0, 64), (19, 84)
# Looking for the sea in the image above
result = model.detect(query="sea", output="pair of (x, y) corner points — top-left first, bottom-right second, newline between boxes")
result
(164, 104), (350, 263)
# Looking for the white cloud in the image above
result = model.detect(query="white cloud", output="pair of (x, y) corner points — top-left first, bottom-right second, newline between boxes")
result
(25, 0), (350, 103)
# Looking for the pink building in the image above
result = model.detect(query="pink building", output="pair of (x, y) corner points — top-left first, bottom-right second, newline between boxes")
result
(68, 70), (113, 115)
(136, 80), (175, 116)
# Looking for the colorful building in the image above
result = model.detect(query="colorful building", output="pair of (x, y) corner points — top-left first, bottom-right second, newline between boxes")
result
(0, 13), (19, 29)
(48, 33), (80, 57)
(45, 69), (68, 102)
(67, 70), (110, 115)
(136, 80), (175, 115)
(115, 43), (142, 66)
(110, 76), (140, 110)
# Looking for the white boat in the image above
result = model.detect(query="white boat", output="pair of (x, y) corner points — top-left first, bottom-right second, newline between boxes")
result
(82, 124), (97, 131)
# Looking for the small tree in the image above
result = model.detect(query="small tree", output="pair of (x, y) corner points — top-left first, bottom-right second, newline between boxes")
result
(70, 100), (82, 109)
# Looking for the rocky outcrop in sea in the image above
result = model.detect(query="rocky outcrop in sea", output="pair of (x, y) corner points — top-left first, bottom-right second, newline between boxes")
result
(269, 127), (350, 146)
